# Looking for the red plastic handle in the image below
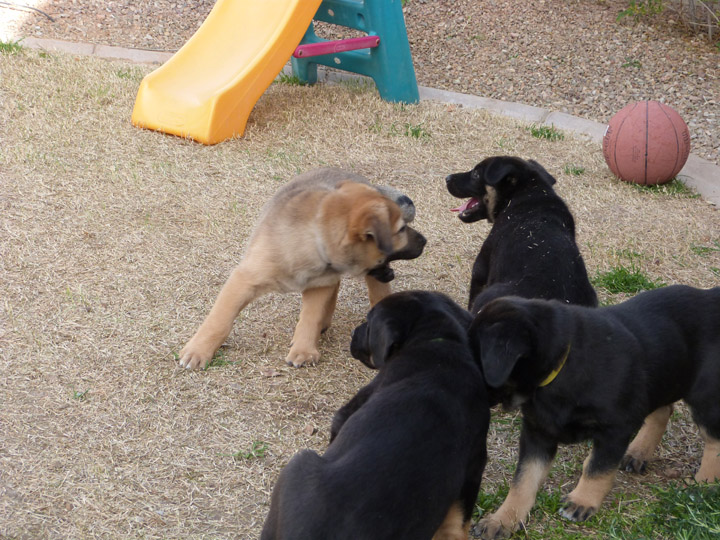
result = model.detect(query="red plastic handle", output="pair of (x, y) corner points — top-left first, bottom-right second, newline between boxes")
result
(293, 36), (380, 58)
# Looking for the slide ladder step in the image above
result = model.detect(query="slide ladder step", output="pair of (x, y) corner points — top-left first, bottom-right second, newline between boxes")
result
(291, 0), (418, 104)
(293, 36), (380, 58)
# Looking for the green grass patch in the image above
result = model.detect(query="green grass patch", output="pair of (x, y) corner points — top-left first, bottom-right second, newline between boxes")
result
(593, 264), (665, 294)
(492, 410), (523, 430)
(475, 482), (509, 520)
(528, 124), (564, 141)
(339, 77), (373, 94)
(475, 487), (606, 539)
(276, 73), (308, 86)
(690, 241), (720, 257)
(171, 349), (239, 369)
(612, 248), (644, 260)
(617, 0), (665, 21)
(372, 120), (431, 139)
(475, 483), (720, 539)
(610, 482), (720, 539)
(564, 164), (586, 176)
(494, 135), (513, 149)
(403, 122), (431, 139)
(622, 57), (643, 69)
(630, 178), (699, 198)
(72, 388), (89, 401)
(233, 441), (268, 461)
(206, 349), (240, 369)
(0, 39), (23, 54)
(115, 67), (144, 82)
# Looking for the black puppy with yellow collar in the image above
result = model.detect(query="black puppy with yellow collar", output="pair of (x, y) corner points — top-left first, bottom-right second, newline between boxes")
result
(469, 285), (720, 539)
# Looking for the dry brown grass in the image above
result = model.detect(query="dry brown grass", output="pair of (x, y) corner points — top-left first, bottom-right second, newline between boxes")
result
(1, 49), (718, 539)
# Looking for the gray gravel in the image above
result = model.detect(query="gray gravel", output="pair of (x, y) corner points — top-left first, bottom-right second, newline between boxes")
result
(10, 0), (719, 164)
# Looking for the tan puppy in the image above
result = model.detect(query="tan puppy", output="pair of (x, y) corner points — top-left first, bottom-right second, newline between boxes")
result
(179, 168), (426, 369)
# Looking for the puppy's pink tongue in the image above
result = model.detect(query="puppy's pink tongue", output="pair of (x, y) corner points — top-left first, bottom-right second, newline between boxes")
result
(450, 197), (479, 213)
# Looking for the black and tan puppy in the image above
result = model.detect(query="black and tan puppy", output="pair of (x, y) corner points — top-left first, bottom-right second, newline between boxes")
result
(179, 168), (426, 369)
(445, 156), (597, 314)
(468, 285), (720, 539)
(261, 291), (490, 540)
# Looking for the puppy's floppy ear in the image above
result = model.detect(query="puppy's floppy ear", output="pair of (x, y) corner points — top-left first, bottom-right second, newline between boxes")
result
(527, 159), (557, 186)
(479, 328), (532, 388)
(366, 315), (405, 368)
(350, 321), (372, 367)
(350, 312), (404, 369)
(470, 303), (534, 388)
(364, 214), (394, 256)
(349, 201), (397, 256)
(482, 156), (526, 187)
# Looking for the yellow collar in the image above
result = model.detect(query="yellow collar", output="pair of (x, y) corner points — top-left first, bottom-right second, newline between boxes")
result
(539, 343), (571, 387)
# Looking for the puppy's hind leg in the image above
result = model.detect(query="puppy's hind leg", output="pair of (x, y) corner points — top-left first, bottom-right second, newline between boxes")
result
(560, 435), (630, 522)
(287, 284), (340, 367)
(320, 282), (340, 333)
(695, 427), (720, 482)
(622, 404), (673, 473)
(561, 459), (616, 522)
(179, 264), (269, 370)
(433, 501), (469, 540)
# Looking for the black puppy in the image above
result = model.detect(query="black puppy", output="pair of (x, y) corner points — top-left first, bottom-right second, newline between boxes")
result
(261, 291), (490, 540)
(446, 156), (597, 314)
(468, 285), (720, 539)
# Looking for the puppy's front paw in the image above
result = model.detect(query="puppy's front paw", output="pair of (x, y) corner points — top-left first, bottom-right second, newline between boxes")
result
(178, 339), (215, 370)
(558, 498), (598, 522)
(620, 453), (647, 474)
(285, 345), (320, 368)
(471, 515), (513, 539)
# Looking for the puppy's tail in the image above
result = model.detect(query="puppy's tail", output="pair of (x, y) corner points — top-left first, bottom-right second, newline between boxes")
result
(374, 185), (416, 223)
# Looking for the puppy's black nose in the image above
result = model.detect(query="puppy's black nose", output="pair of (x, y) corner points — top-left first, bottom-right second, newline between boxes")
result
(445, 175), (453, 184)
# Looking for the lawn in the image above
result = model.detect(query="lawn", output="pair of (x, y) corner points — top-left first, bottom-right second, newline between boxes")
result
(1, 47), (718, 538)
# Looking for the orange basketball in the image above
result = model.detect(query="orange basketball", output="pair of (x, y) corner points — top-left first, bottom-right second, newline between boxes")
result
(603, 100), (691, 185)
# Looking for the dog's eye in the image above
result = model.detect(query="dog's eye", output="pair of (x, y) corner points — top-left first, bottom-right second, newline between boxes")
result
(397, 225), (407, 233)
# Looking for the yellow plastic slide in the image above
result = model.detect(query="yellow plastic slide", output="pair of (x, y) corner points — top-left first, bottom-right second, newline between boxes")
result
(132, 0), (323, 145)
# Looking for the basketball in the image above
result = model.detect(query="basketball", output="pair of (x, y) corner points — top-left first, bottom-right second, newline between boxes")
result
(602, 100), (691, 185)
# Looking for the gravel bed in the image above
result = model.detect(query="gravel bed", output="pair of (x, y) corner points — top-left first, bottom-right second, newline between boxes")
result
(6, 0), (719, 163)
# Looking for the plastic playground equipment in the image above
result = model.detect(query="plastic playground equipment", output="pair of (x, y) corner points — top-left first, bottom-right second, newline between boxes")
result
(131, 0), (419, 145)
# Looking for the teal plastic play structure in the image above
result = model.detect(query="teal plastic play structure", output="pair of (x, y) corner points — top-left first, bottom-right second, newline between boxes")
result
(292, 0), (420, 104)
